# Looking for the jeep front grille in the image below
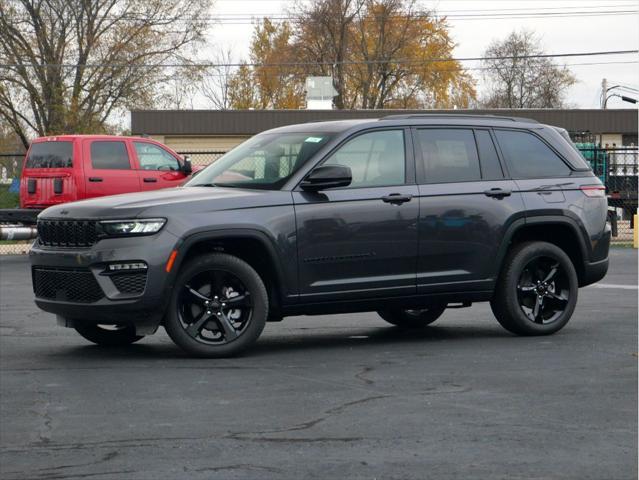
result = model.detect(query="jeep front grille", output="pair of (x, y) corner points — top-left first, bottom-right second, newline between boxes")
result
(37, 220), (98, 247)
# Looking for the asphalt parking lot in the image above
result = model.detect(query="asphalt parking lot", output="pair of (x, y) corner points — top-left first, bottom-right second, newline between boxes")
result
(0, 248), (637, 480)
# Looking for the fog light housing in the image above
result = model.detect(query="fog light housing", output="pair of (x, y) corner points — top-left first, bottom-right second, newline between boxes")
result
(107, 262), (148, 271)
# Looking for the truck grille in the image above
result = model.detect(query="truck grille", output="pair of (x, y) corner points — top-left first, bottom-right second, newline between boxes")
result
(111, 273), (147, 295)
(37, 220), (98, 247)
(33, 267), (105, 303)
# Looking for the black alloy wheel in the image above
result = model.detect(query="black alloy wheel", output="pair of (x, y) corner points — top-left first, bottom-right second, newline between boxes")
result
(516, 256), (570, 325)
(490, 241), (578, 336)
(178, 269), (253, 345)
(165, 253), (268, 357)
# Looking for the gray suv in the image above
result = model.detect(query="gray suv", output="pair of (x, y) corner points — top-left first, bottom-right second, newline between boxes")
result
(30, 115), (610, 357)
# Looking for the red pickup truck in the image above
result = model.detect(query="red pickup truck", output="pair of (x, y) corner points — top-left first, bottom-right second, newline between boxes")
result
(1, 135), (194, 228)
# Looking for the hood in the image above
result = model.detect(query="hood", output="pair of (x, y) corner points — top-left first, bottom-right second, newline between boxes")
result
(39, 186), (293, 220)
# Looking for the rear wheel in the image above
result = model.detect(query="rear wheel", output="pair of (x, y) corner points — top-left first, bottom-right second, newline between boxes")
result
(378, 304), (447, 329)
(164, 253), (268, 357)
(74, 323), (144, 346)
(490, 241), (578, 336)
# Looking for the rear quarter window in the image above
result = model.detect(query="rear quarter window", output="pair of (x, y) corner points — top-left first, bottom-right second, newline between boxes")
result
(495, 130), (571, 178)
(26, 142), (73, 168)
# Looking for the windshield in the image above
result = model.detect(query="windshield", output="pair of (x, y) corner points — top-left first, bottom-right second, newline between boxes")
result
(185, 132), (334, 190)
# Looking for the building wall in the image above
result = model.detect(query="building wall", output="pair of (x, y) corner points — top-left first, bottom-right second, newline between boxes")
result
(151, 135), (248, 153)
(600, 134), (623, 147)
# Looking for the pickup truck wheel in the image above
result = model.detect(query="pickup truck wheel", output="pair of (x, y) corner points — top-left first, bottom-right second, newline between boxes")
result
(490, 241), (578, 336)
(74, 324), (144, 346)
(165, 253), (268, 358)
(378, 305), (446, 328)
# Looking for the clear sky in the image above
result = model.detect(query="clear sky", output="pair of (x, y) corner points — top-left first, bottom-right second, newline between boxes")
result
(203, 0), (639, 108)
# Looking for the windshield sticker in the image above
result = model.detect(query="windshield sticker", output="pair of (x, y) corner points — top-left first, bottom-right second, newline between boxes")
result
(304, 137), (324, 143)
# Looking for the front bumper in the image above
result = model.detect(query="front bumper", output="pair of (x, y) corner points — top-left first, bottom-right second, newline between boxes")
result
(29, 229), (180, 335)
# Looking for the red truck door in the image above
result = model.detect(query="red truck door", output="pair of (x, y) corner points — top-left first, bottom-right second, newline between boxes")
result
(83, 139), (141, 198)
(131, 141), (187, 190)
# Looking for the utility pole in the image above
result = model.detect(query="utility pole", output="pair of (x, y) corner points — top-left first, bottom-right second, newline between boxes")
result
(601, 78), (608, 109)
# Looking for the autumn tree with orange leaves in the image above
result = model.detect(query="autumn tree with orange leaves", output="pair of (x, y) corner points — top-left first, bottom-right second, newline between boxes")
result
(227, 0), (476, 110)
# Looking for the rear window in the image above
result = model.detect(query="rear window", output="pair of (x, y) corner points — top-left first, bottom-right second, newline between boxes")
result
(416, 129), (481, 183)
(26, 142), (73, 168)
(90, 141), (131, 170)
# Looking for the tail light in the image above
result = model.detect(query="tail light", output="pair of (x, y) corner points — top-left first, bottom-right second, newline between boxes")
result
(580, 185), (605, 198)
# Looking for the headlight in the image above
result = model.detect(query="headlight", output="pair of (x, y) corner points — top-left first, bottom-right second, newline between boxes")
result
(100, 218), (166, 236)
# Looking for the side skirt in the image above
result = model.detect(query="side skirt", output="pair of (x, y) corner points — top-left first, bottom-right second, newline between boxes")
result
(280, 290), (493, 317)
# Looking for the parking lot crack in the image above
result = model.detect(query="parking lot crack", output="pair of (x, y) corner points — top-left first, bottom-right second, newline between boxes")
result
(225, 394), (389, 441)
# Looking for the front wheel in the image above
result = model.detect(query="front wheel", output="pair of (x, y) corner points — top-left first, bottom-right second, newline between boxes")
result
(74, 323), (144, 346)
(164, 253), (268, 358)
(490, 241), (578, 336)
(378, 304), (447, 329)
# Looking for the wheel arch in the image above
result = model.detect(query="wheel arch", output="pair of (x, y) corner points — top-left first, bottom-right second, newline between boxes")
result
(169, 228), (291, 313)
(495, 216), (591, 287)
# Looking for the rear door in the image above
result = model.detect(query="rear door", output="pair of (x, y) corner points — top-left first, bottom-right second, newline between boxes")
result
(83, 139), (140, 198)
(131, 141), (187, 190)
(413, 127), (525, 293)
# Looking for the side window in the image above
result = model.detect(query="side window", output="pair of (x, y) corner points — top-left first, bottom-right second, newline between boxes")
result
(134, 142), (180, 171)
(475, 130), (504, 180)
(90, 141), (131, 170)
(416, 129), (480, 183)
(323, 130), (405, 188)
(495, 130), (571, 178)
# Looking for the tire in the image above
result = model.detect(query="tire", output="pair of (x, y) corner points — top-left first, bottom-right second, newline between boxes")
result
(490, 241), (578, 336)
(164, 253), (268, 358)
(74, 323), (144, 346)
(378, 304), (447, 329)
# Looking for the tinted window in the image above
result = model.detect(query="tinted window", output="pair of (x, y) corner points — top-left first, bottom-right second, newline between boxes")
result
(134, 142), (180, 171)
(417, 129), (480, 183)
(495, 130), (571, 178)
(323, 130), (405, 188)
(26, 142), (73, 168)
(475, 130), (503, 180)
(91, 142), (130, 170)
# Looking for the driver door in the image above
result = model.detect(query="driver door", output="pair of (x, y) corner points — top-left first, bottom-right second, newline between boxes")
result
(293, 129), (419, 302)
(132, 141), (187, 190)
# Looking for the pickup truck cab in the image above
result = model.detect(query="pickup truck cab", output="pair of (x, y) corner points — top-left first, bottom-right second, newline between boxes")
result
(20, 135), (191, 211)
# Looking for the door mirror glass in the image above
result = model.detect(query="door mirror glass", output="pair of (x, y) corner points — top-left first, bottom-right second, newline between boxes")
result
(182, 156), (193, 175)
(301, 165), (352, 191)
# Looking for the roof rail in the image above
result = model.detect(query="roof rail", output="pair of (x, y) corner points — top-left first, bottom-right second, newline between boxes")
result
(380, 113), (539, 123)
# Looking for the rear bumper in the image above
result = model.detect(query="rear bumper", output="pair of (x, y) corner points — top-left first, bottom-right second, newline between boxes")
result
(0, 208), (42, 225)
(29, 230), (180, 335)
(580, 258), (609, 288)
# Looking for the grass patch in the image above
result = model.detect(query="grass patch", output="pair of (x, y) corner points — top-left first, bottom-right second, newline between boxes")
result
(0, 184), (19, 209)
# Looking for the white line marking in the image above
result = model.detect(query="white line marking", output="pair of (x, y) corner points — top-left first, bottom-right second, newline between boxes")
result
(589, 283), (638, 290)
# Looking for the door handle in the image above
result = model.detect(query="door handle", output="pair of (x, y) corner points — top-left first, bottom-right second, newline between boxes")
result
(143, 178), (158, 183)
(88, 177), (103, 182)
(484, 187), (511, 198)
(382, 193), (413, 205)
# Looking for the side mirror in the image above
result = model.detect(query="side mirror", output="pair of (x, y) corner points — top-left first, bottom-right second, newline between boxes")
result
(301, 165), (352, 191)
(181, 156), (193, 175)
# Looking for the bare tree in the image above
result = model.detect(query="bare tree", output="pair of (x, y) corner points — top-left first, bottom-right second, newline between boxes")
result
(291, 0), (365, 109)
(481, 30), (576, 108)
(0, 0), (210, 149)
(201, 48), (235, 110)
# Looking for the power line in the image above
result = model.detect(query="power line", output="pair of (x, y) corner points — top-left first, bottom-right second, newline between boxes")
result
(2, 49), (636, 69)
(128, 9), (638, 24)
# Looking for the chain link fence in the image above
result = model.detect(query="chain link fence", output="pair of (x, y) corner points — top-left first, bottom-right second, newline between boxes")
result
(1, 145), (637, 254)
